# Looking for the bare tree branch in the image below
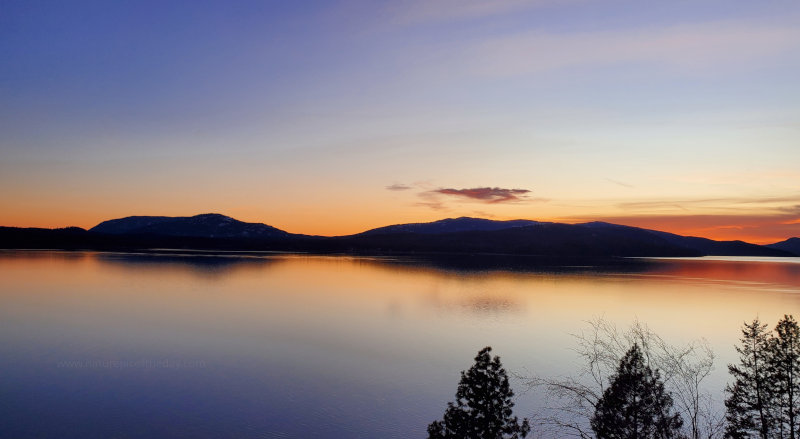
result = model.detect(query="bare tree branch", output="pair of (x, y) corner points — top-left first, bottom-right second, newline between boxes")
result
(521, 317), (723, 439)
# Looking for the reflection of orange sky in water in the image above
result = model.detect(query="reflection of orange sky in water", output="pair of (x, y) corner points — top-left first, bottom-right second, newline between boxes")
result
(1, 250), (798, 416)
(3, 251), (795, 324)
(3, 251), (796, 308)
(645, 257), (800, 289)
(1, 251), (797, 372)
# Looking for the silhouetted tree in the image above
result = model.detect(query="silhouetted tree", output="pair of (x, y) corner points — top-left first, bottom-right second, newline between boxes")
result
(768, 315), (800, 439)
(525, 318), (721, 438)
(725, 318), (774, 439)
(428, 346), (530, 439)
(591, 344), (683, 439)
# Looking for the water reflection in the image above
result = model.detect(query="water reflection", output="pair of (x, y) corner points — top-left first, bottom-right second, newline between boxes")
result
(95, 251), (281, 278)
(0, 251), (798, 438)
(646, 257), (800, 292)
(377, 254), (658, 275)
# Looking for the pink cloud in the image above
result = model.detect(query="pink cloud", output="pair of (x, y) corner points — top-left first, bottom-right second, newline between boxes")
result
(433, 187), (531, 203)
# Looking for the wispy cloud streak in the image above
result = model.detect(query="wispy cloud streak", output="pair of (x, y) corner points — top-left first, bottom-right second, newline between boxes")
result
(468, 21), (800, 76)
(433, 187), (531, 203)
(617, 196), (800, 212)
(605, 178), (634, 189)
(387, 0), (575, 25)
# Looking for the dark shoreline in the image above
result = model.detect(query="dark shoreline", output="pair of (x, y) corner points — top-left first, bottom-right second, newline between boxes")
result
(1, 224), (794, 261)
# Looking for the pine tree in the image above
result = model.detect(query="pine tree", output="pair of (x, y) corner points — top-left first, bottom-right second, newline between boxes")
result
(768, 315), (800, 439)
(725, 318), (774, 439)
(427, 347), (530, 439)
(590, 343), (683, 439)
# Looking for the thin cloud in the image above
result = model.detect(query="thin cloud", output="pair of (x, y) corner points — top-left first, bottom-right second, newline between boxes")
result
(468, 21), (800, 77)
(408, 184), (546, 210)
(472, 210), (497, 218)
(777, 204), (800, 215)
(617, 196), (800, 213)
(605, 178), (634, 189)
(415, 190), (448, 211)
(386, 183), (413, 191)
(388, 0), (575, 25)
(415, 201), (447, 211)
(434, 187), (531, 203)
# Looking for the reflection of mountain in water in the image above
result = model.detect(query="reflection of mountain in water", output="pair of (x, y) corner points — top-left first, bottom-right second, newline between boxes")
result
(95, 252), (281, 277)
(89, 251), (657, 281)
(83, 251), (800, 290)
(377, 254), (658, 275)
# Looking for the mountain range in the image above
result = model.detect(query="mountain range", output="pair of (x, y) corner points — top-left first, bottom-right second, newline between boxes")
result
(766, 237), (800, 256)
(90, 213), (290, 239)
(0, 213), (797, 258)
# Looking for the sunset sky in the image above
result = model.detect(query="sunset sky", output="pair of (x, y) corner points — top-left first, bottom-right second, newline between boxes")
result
(1, 0), (799, 243)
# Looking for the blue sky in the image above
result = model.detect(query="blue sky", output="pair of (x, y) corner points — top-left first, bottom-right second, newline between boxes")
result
(1, 0), (799, 241)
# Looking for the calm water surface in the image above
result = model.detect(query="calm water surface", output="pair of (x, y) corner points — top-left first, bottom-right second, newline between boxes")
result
(1, 251), (798, 438)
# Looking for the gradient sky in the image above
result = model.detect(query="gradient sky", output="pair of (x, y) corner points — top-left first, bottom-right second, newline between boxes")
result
(1, 0), (799, 243)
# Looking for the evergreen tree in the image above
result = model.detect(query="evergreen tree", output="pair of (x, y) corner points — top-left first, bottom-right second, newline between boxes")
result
(725, 318), (774, 439)
(590, 343), (683, 439)
(428, 347), (530, 439)
(768, 315), (800, 439)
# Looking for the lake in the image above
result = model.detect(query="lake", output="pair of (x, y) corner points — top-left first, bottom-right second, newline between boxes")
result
(1, 251), (798, 438)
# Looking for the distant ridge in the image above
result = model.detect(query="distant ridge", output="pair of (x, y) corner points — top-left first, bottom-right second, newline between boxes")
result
(579, 221), (787, 257)
(357, 217), (541, 236)
(90, 213), (290, 239)
(344, 221), (697, 257)
(0, 214), (795, 258)
(767, 237), (800, 256)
